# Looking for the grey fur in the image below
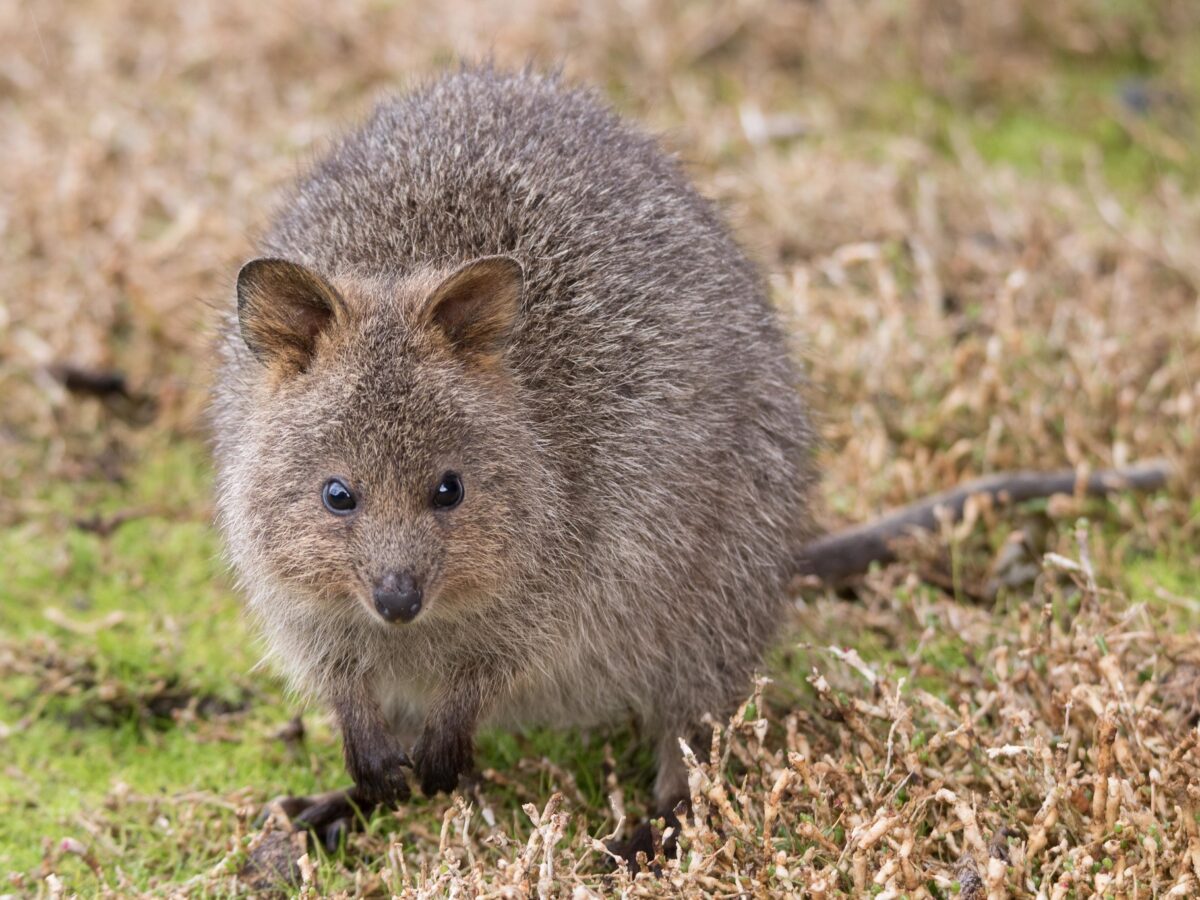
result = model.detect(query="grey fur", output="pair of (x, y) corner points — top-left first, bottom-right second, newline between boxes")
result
(212, 66), (816, 812)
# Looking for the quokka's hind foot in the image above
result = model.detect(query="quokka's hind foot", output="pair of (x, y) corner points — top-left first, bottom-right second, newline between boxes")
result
(607, 805), (683, 874)
(607, 724), (704, 871)
(258, 786), (380, 853)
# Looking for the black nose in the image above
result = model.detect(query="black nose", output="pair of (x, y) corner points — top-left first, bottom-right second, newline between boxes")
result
(373, 571), (423, 623)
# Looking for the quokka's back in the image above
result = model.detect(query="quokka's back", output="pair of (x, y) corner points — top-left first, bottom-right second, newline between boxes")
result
(212, 66), (816, 844)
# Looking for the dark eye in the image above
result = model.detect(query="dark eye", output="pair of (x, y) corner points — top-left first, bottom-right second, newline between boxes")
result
(432, 472), (464, 509)
(322, 478), (357, 515)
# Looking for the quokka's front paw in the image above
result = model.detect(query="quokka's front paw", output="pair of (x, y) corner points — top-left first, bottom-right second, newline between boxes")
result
(343, 732), (412, 807)
(413, 728), (474, 796)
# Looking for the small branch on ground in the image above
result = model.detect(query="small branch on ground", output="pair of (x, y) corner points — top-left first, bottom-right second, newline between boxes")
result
(48, 364), (131, 399)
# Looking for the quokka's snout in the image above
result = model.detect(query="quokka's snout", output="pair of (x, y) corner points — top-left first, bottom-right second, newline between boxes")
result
(372, 570), (423, 624)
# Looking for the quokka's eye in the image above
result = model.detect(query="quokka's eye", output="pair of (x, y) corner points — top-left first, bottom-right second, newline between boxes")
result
(322, 477), (358, 515)
(432, 472), (464, 510)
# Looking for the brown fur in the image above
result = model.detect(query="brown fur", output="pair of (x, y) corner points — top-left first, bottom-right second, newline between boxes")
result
(212, 66), (817, 816)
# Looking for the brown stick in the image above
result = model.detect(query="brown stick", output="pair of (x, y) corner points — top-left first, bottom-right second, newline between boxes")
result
(796, 459), (1173, 583)
(48, 363), (130, 398)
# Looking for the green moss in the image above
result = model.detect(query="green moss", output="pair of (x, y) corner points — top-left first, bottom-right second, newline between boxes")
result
(856, 54), (1196, 193)
(1124, 556), (1200, 631)
(0, 439), (285, 882)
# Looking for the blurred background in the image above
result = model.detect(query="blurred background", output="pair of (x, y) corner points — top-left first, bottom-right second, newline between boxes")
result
(2, 0), (1198, 894)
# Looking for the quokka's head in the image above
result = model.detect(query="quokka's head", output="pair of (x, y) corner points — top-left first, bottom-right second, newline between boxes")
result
(222, 254), (553, 627)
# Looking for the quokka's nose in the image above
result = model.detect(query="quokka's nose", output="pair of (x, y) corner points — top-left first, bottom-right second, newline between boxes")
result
(373, 571), (423, 624)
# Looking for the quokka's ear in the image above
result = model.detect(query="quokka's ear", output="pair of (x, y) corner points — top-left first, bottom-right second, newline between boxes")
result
(422, 256), (524, 363)
(236, 258), (348, 375)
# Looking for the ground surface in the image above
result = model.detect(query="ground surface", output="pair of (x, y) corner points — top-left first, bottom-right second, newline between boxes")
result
(2, 0), (1199, 896)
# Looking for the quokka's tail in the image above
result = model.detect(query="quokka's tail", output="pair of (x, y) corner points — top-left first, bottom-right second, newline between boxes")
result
(795, 459), (1173, 583)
